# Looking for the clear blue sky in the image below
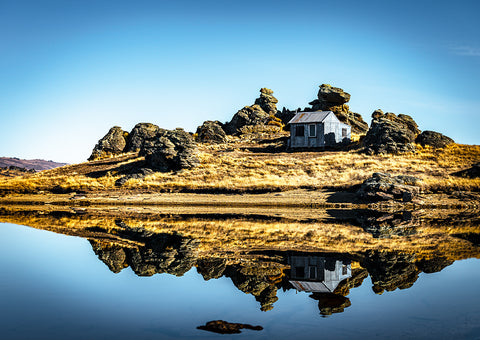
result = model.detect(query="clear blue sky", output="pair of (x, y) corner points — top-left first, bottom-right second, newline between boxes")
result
(1, 0), (479, 163)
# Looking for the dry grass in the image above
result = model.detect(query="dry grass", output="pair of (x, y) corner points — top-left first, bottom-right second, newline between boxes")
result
(0, 140), (479, 194)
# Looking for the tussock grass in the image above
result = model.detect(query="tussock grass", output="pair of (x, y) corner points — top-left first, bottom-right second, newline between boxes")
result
(0, 141), (479, 193)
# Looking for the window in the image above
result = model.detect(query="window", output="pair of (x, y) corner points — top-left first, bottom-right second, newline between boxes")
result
(342, 265), (348, 275)
(309, 266), (317, 279)
(309, 124), (316, 137)
(295, 125), (305, 137)
(342, 128), (347, 138)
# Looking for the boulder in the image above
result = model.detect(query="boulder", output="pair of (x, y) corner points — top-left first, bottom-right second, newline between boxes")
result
(357, 172), (421, 202)
(452, 162), (480, 179)
(254, 87), (278, 115)
(196, 120), (226, 143)
(141, 128), (199, 171)
(88, 126), (128, 161)
(124, 123), (162, 152)
(308, 84), (368, 134)
(363, 110), (420, 154)
(223, 104), (271, 135)
(415, 130), (454, 148)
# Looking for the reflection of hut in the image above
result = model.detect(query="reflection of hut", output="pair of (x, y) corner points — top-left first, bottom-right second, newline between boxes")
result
(288, 256), (351, 293)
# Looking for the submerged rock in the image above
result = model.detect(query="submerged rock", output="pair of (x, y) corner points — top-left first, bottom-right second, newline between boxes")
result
(415, 130), (454, 148)
(88, 126), (128, 161)
(357, 172), (421, 202)
(196, 120), (226, 143)
(363, 110), (420, 154)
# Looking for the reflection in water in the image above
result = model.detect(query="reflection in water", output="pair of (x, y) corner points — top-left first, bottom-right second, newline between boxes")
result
(1, 206), (480, 318)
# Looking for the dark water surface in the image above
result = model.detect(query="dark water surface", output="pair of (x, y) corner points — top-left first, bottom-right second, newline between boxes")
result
(1, 219), (480, 339)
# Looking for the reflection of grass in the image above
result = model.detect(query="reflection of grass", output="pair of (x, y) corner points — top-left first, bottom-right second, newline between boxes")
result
(2, 208), (480, 262)
(0, 142), (479, 193)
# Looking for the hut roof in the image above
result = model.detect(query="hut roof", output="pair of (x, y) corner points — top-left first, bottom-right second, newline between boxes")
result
(287, 111), (335, 124)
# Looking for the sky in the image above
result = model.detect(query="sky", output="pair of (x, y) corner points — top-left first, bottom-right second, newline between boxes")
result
(0, 0), (479, 163)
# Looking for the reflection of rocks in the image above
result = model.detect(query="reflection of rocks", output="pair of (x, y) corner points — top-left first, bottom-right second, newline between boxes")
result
(310, 293), (351, 316)
(357, 172), (421, 202)
(88, 126), (128, 161)
(308, 84), (368, 134)
(224, 262), (284, 311)
(357, 210), (418, 238)
(416, 257), (454, 274)
(363, 251), (419, 294)
(196, 258), (227, 280)
(197, 320), (263, 334)
(363, 110), (420, 154)
(452, 233), (480, 246)
(333, 268), (369, 296)
(90, 222), (199, 276)
(195, 120), (226, 144)
(415, 130), (454, 148)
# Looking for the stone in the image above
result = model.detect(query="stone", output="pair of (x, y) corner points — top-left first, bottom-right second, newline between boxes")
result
(254, 87), (279, 115)
(308, 84), (368, 134)
(141, 128), (199, 172)
(223, 104), (271, 135)
(363, 110), (420, 154)
(415, 130), (454, 148)
(357, 172), (421, 202)
(124, 123), (162, 152)
(88, 126), (128, 161)
(195, 120), (226, 143)
(197, 320), (263, 334)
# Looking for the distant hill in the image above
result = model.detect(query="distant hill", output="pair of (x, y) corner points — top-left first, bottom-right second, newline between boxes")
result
(0, 157), (68, 171)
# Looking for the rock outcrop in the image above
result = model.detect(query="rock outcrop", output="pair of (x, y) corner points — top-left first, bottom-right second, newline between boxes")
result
(196, 120), (226, 143)
(357, 172), (421, 202)
(125, 123), (162, 152)
(254, 88), (278, 115)
(141, 128), (199, 171)
(224, 88), (281, 135)
(415, 130), (454, 148)
(363, 110), (420, 154)
(88, 126), (128, 161)
(308, 84), (368, 134)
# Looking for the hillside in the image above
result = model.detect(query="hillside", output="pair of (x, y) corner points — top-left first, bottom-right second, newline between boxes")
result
(0, 157), (67, 171)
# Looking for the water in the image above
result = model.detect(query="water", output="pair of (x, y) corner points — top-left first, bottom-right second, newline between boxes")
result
(1, 208), (480, 339)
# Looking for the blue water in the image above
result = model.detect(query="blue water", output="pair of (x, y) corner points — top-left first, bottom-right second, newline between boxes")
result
(1, 222), (480, 339)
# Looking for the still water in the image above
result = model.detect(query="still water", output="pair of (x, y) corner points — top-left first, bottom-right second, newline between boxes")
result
(1, 214), (480, 339)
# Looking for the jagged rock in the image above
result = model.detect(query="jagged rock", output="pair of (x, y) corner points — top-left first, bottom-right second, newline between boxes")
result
(362, 251), (420, 294)
(124, 123), (162, 152)
(90, 241), (127, 273)
(363, 110), (420, 154)
(453, 163), (480, 179)
(196, 120), (226, 143)
(224, 88), (281, 135)
(254, 88), (278, 115)
(141, 128), (199, 171)
(357, 172), (421, 202)
(276, 107), (299, 128)
(415, 130), (454, 148)
(308, 84), (368, 134)
(88, 126), (128, 161)
(197, 320), (263, 334)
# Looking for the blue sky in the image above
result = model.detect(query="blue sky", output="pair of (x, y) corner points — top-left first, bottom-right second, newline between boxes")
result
(1, 0), (479, 163)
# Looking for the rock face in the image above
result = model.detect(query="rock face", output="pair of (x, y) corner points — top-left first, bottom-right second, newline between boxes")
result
(357, 172), (421, 202)
(415, 130), (454, 148)
(254, 88), (278, 115)
(88, 126), (128, 161)
(224, 88), (280, 135)
(125, 123), (162, 152)
(196, 120), (226, 143)
(141, 128), (199, 171)
(363, 110), (420, 154)
(308, 84), (368, 134)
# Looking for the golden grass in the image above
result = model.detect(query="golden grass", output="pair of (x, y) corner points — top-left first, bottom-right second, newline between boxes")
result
(0, 142), (479, 193)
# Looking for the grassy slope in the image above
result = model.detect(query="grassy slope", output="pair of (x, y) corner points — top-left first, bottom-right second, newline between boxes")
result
(0, 131), (479, 195)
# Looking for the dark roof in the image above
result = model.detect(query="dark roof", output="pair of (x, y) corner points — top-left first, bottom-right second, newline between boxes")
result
(287, 111), (335, 124)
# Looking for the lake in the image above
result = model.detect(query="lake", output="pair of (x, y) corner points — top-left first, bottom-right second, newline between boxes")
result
(1, 206), (480, 339)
